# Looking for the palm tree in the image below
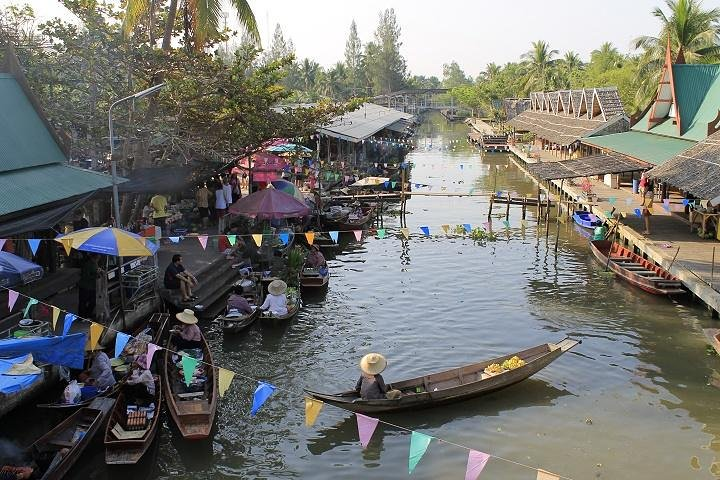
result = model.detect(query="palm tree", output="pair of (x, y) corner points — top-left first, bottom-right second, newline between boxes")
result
(299, 58), (320, 93)
(520, 40), (559, 93)
(560, 51), (583, 87)
(633, 0), (720, 102)
(483, 62), (501, 81)
(124, 0), (260, 51)
(591, 42), (624, 71)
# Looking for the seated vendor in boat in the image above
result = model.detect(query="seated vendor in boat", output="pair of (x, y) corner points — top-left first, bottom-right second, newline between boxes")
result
(78, 350), (116, 391)
(227, 284), (254, 314)
(170, 309), (203, 350)
(355, 353), (401, 400)
(305, 245), (327, 269)
(349, 203), (363, 220)
(259, 279), (289, 315)
(124, 355), (155, 406)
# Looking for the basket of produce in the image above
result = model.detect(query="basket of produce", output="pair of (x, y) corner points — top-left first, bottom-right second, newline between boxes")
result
(483, 363), (505, 376)
(501, 356), (526, 370)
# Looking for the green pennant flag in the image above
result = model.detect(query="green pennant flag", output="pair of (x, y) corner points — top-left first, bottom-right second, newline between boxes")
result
(181, 354), (199, 387)
(22, 298), (38, 318)
(377, 229), (386, 239)
(227, 235), (237, 246)
(391, 181), (397, 188)
(408, 431), (433, 474)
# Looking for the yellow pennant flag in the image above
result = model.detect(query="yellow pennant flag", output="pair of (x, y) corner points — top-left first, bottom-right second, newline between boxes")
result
(441, 224), (450, 234)
(305, 231), (315, 245)
(520, 219), (528, 228)
(87, 322), (104, 351)
(218, 368), (235, 397)
(400, 228), (409, 239)
(252, 234), (263, 247)
(537, 470), (560, 480)
(620, 211), (627, 218)
(51, 306), (60, 331)
(60, 238), (73, 256)
(305, 397), (323, 427)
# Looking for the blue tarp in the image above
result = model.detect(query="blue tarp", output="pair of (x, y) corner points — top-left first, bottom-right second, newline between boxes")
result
(0, 355), (41, 394)
(0, 333), (87, 369)
(0, 251), (43, 288)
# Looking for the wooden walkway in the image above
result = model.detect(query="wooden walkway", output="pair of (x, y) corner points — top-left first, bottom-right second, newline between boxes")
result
(509, 145), (720, 314)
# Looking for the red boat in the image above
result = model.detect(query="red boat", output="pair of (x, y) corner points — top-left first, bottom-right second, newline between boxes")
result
(590, 240), (685, 295)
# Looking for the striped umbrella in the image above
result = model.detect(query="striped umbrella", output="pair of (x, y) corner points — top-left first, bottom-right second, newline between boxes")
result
(55, 227), (159, 257)
(271, 179), (305, 202)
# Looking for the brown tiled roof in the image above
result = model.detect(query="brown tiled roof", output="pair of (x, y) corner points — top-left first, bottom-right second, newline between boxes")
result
(594, 87), (625, 119)
(527, 152), (650, 180)
(508, 110), (607, 146)
(648, 130), (720, 199)
(559, 90), (571, 115)
(570, 90), (584, 117)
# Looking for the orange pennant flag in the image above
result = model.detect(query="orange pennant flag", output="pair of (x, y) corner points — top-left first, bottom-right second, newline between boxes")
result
(305, 397), (323, 427)
(87, 322), (104, 351)
(305, 232), (315, 245)
(60, 238), (73, 256)
(51, 306), (60, 331)
(252, 234), (263, 247)
(537, 469), (560, 480)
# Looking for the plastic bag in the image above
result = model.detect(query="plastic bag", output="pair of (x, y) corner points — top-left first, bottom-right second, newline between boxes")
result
(63, 380), (82, 404)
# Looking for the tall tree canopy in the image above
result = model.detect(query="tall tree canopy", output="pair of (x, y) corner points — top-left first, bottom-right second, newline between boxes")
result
(364, 8), (407, 95)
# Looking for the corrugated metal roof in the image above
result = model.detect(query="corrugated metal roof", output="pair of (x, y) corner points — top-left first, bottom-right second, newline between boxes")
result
(0, 74), (66, 173)
(0, 164), (120, 217)
(582, 130), (696, 165)
(318, 103), (415, 142)
(527, 152), (649, 180)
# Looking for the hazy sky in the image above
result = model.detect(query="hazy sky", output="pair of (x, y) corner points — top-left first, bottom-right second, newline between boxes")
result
(5, 0), (667, 77)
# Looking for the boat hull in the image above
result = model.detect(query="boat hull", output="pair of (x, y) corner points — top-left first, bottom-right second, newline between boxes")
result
(572, 211), (602, 229)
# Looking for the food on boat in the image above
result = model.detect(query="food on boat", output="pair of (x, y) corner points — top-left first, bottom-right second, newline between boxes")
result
(484, 363), (504, 374)
(501, 356), (526, 370)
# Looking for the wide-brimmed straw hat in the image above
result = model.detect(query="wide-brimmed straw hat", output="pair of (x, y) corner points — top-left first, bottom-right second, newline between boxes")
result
(268, 279), (287, 296)
(176, 309), (198, 325)
(360, 353), (387, 375)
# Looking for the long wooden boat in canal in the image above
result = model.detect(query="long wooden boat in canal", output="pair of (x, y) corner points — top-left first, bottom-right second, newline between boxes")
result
(37, 313), (169, 410)
(704, 329), (720, 356)
(162, 332), (218, 440)
(11, 397), (115, 480)
(218, 287), (263, 334)
(305, 338), (580, 413)
(589, 240), (685, 295)
(324, 206), (376, 231)
(300, 267), (330, 291)
(104, 377), (162, 465)
(259, 297), (301, 325)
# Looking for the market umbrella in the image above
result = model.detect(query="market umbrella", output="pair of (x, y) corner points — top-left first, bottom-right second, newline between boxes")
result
(271, 179), (305, 202)
(55, 227), (159, 257)
(228, 187), (310, 220)
(0, 252), (43, 288)
(350, 176), (390, 187)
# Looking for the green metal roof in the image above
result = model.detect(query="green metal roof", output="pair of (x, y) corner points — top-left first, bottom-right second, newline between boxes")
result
(582, 130), (696, 165)
(0, 73), (66, 173)
(0, 164), (119, 217)
(633, 64), (720, 142)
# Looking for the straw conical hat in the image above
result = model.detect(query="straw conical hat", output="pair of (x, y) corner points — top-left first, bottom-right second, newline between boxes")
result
(268, 279), (287, 296)
(176, 309), (198, 325)
(360, 353), (387, 375)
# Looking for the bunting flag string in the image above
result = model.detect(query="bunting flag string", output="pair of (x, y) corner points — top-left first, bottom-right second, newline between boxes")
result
(88, 322), (104, 351)
(278, 232), (290, 245)
(353, 230), (362, 242)
(441, 224), (450, 234)
(399, 228), (410, 240)
(22, 298), (38, 318)
(226, 235), (237, 246)
(328, 231), (339, 243)
(115, 332), (130, 358)
(60, 238), (73, 256)
(376, 229), (386, 239)
(7, 290), (18, 312)
(305, 232), (315, 245)
(51, 306), (60, 330)
(198, 235), (208, 250)
(0, 283), (576, 480)
(27, 239), (40, 256)
(420, 226), (430, 237)
(252, 234), (263, 247)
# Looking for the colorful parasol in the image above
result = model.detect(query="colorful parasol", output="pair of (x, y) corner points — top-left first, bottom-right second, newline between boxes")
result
(271, 179), (305, 202)
(55, 227), (159, 257)
(228, 186), (310, 220)
(266, 143), (312, 155)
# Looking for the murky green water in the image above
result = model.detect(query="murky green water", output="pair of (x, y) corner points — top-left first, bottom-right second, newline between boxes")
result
(6, 112), (720, 479)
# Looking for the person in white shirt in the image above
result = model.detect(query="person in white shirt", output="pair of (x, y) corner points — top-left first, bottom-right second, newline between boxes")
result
(260, 279), (289, 315)
(215, 182), (227, 219)
(222, 176), (233, 207)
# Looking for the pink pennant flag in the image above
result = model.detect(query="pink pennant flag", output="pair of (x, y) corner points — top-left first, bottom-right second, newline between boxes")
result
(7, 290), (18, 311)
(198, 235), (208, 250)
(482, 221), (491, 231)
(145, 343), (161, 369)
(353, 230), (362, 242)
(465, 450), (491, 480)
(356, 413), (379, 449)
(0, 239), (5, 251)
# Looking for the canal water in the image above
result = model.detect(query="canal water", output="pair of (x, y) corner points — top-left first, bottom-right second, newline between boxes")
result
(5, 111), (720, 479)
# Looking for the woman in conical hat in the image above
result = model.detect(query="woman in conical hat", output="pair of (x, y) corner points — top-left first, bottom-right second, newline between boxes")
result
(171, 309), (202, 350)
(259, 279), (288, 316)
(355, 353), (401, 400)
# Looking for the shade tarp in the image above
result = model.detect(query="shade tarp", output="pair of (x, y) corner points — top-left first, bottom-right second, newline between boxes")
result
(526, 153), (650, 180)
(0, 333), (87, 369)
(228, 187), (310, 219)
(118, 167), (197, 194)
(0, 355), (42, 394)
(0, 251), (43, 288)
(0, 191), (95, 238)
(266, 143), (313, 154)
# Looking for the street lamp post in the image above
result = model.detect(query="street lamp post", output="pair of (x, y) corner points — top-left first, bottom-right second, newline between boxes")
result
(108, 83), (165, 227)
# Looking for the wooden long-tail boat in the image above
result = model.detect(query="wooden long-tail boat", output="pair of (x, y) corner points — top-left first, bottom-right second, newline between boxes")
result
(162, 331), (218, 440)
(219, 285), (263, 334)
(37, 313), (169, 410)
(104, 377), (162, 464)
(300, 267), (330, 291)
(10, 397), (115, 480)
(590, 240), (685, 295)
(259, 297), (301, 325)
(324, 206), (376, 231)
(305, 338), (579, 413)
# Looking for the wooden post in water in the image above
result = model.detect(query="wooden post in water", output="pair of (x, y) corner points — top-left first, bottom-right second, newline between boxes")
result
(400, 166), (406, 227)
(712, 246), (716, 289)
(522, 196), (527, 220)
(536, 186), (541, 221)
(488, 194), (494, 221)
(554, 179), (565, 254)
(505, 192), (511, 221)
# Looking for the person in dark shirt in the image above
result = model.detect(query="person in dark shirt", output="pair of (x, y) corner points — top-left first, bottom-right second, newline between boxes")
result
(77, 253), (98, 319)
(227, 284), (253, 314)
(355, 353), (401, 400)
(164, 254), (198, 302)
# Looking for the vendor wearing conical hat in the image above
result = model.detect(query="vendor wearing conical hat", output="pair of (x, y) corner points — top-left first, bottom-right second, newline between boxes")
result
(355, 353), (401, 400)
(171, 309), (202, 350)
(259, 279), (289, 316)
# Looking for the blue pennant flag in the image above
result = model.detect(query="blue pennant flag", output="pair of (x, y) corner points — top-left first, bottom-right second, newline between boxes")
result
(414, 183), (421, 189)
(115, 332), (130, 358)
(28, 239), (40, 256)
(251, 381), (276, 416)
(463, 223), (472, 234)
(169, 236), (180, 244)
(496, 191), (503, 197)
(329, 231), (339, 243)
(278, 232), (290, 245)
(634, 208), (642, 217)
(62, 313), (77, 337)
(419, 226), (430, 237)
(682, 199), (690, 206)
(383, 181), (390, 189)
